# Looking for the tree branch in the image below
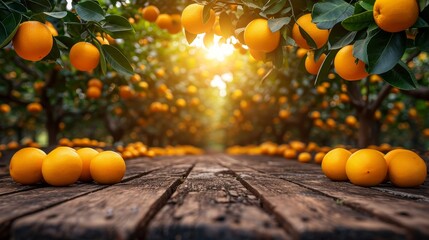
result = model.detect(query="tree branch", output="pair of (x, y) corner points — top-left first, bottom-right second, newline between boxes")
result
(346, 81), (365, 110)
(12, 56), (43, 79)
(369, 84), (392, 111)
(401, 87), (429, 100)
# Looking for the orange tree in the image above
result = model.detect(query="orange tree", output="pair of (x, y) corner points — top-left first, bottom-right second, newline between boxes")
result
(182, 0), (429, 147)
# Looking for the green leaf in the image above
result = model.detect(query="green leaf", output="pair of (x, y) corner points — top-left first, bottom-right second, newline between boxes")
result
(102, 15), (134, 36)
(312, 0), (354, 29)
(64, 12), (82, 37)
(367, 31), (406, 74)
(184, 30), (197, 45)
(75, 0), (105, 22)
(102, 45), (133, 75)
(419, 0), (429, 11)
(412, 17), (429, 28)
(23, 0), (54, 13)
(203, 4), (213, 24)
(262, 0), (286, 15)
(299, 26), (317, 49)
(44, 11), (67, 19)
(328, 24), (357, 49)
(415, 28), (429, 51)
(341, 11), (374, 31)
(0, 12), (21, 48)
(352, 28), (380, 63)
(94, 41), (107, 75)
(380, 61), (417, 90)
(43, 37), (60, 61)
(315, 49), (338, 85)
(240, 0), (263, 9)
(268, 17), (290, 32)
(358, 0), (374, 11)
(6, 1), (27, 14)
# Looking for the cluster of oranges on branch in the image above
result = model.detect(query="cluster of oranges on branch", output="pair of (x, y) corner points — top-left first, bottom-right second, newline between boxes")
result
(140, 5), (182, 34)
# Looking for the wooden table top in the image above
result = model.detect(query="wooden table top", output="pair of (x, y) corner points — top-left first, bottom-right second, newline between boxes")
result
(0, 154), (428, 240)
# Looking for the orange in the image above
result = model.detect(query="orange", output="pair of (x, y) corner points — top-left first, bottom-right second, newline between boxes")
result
(27, 102), (43, 113)
(45, 21), (58, 36)
(345, 115), (357, 126)
(130, 73), (141, 83)
(346, 149), (387, 187)
(388, 150), (427, 187)
(142, 5), (160, 22)
(168, 14), (182, 34)
(296, 48), (308, 58)
(176, 98), (187, 108)
(384, 148), (407, 166)
(187, 85), (197, 94)
(334, 45), (369, 81)
(77, 148), (99, 182)
(305, 52), (326, 75)
(86, 86), (101, 99)
(119, 85), (134, 99)
(42, 147), (82, 186)
(373, 0), (419, 33)
(249, 49), (266, 61)
(314, 152), (325, 164)
(298, 152), (312, 163)
(181, 4), (216, 34)
(69, 42), (100, 72)
(90, 151), (126, 184)
(292, 14), (329, 49)
(88, 78), (103, 89)
(96, 36), (109, 45)
(10, 147), (46, 185)
(283, 149), (297, 159)
(321, 148), (351, 181)
(244, 18), (280, 53)
(12, 21), (53, 61)
(156, 14), (173, 30)
(0, 103), (11, 113)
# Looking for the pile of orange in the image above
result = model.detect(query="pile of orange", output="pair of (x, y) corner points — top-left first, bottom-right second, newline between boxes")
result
(322, 148), (427, 188)
(9, 147), (126, 186)
(116, 142), (204, 159)
(140, 5), (182, 34)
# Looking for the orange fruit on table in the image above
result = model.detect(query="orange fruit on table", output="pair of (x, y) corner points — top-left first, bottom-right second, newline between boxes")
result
(27, 102), (43, 113)
(90, 151), (126, 184)
(168, 14), (182, 34)
(69, 42), (100, 72)
(292, 13), (329, 49)
(283, 149), (297, 159)
(42, 147), (82, 186)
(244, 18), (280, 53)
(181, 3), (216, 34)
(322, 148), (351, 181)
(10, 147), (46, 185)
(334, 45), (369, 81)
(373, 0), (419, 33)
(388, 150), (427, 187)
(384, 148), (408, 166)
(156, 14), (173, 30)
(88, 78), (103, 89)
(12, 21), (53, 61)
(346, 149), (387, 187)
(142, 5), (160, 22)
(86, 86), (101, 99)
(298, 152), (312, 163)
(305, 52), (326, 75)
(314, 152), (325, 164)
(77, 148), (99, 182)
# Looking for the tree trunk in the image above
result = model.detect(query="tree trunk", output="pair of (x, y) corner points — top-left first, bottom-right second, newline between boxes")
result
(357, 109), (376, 148)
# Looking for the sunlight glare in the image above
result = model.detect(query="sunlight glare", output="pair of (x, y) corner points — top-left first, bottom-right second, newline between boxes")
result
(210, 73), (233, 97)
(191, 35), (235, 61)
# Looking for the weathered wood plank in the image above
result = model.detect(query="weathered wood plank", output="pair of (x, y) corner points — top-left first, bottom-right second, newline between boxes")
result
(0, 176), (37, 196)
(295, 179), (429, 239)
(11, 162), (195, 240)
(147, 159), (290, 240)
(218, 155), (408, 240)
